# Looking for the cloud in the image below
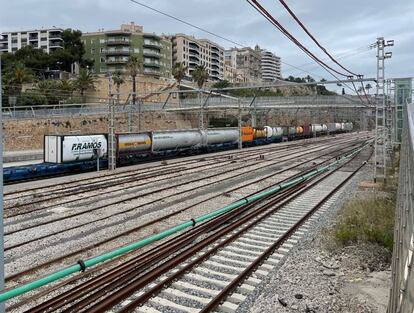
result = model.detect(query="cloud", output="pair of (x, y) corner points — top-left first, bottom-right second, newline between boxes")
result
(1, 0), (412, 83)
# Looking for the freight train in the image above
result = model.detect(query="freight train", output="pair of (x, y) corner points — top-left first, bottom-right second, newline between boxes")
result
(4, 122), (353, 183)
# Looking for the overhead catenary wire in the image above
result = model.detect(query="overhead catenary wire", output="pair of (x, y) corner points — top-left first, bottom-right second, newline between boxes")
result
(246, 0), (350, 77)
(129, 0), (329, 82)
(129, 0), (245, 47)
(246, 0), (367, 102)
(277, 0), (358, 76)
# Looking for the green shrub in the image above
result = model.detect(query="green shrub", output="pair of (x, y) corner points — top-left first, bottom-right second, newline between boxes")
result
(334, 196), (395, 251)
(20, 90), (48, 106)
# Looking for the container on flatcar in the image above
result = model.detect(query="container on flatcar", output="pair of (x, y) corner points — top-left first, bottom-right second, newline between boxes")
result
(302, 125), (311, 137)
(265, 126), (283, 141)
(152, 129), (206, 151)
(116, 132), (152, 158)
(295, 126), (304, 137)
(206, 128), (239, 145)
(264, 126), (273, 139)
(241, 127), (254, 142)
(253, 128), (267, 140)
(44, 134), (108, 163)
(344, 122), (353, 131)
(311, 124), (323, 133)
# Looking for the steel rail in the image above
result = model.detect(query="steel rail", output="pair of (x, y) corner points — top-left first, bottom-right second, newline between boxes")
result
(91, 148), (369, 313)
(4, 138), (368, 285)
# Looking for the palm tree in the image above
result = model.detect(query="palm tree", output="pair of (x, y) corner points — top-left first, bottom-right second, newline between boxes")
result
(191, 65), (209, 89)
(58, 79), (74, 99)
(73, 68), (96, 102)
(112, 70), (125, 105)
(365, 83), (372, 95)
(4, 62), (33, 104)
(191, 65), (209, 129)
(172, 62), (188, 106)
(126, 56), (143, 107)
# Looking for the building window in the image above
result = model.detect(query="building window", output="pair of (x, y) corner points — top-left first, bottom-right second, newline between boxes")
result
(91, 48), (96, 53)
(100, 39), (105, 44)
(100, 47), (104, 53)
(91, 39), (95, 44)
(134, 48), (140, 53)
(100, 57), (105, 63)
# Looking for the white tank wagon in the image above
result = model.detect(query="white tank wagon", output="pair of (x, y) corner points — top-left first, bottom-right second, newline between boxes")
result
(311, 124), (323, 133)
(327, 123), (342, 132)
(264, 126), (283, 140)
(44, 134), (108, 163)
(322, 124), (328, 132)
(344, 122), (353, 131)
(206, 128), (239, 145)
(152, 129), (206, 152)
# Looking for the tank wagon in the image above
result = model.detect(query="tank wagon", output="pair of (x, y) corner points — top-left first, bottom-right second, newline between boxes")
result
(4, 122), (353, 183)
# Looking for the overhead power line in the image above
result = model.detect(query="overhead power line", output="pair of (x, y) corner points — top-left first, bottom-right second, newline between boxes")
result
(277, 0), (358, 76)
(129, 0), (326, 81)
(246, 0), (350, 77)
(246, 0), (367, 100)
(129, 0), (244, 47)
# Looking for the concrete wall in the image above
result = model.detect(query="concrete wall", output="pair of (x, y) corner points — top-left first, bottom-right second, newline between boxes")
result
(4, 111), (198, 151)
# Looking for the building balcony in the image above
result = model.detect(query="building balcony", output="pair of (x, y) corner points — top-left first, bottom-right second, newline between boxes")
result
(0, 36), (8, 42)
(189, 62), (198, 68)
(144, 60), (160, 67)
(189, 42), (200, 50)
(144, 68), (161, 76)
(211, 46), (219, 53)
(105, 49), (130, 56)
(211, 51), (220, 58)
(106, 38), (130, 45)
(211, 64), (219, 70)
(211, 59), (219, 65)
(106, 58), (129, 64)
(143, 39), (162, 49)
(189, 56), (199, 63)
(49, 41), (63, 47)
(143, 33), (161, 40)
(143, 49), (161, 58)
(189, 50), (200, 57)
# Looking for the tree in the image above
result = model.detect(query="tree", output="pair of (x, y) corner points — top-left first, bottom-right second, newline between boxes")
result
(365, 83), (372, 94)
(3, 62), (34, 101)
(126, 56), (143, 107)
(191, 65), (209, 89)
(172, 62), (188, 106)
(14, 46), (51, 72)
(212, 80), (231, 89)
(112, 70), (125, 104)
(73, 68), (96, 102)
(172, 62), (188, 89)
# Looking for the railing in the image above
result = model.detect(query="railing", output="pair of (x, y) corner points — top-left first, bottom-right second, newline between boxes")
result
(387, 101), (414, 313)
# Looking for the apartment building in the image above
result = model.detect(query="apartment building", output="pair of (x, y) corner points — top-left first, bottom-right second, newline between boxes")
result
(261, 50), (282, 81)
(0, 28), (63, 53)
(170, 34), (225, 81)
(81, 23), (172, 78)
(224, 45), (262, 83)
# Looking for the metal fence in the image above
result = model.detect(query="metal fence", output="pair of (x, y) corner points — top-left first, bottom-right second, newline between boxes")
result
(1, 95), (370, 120)
(388, 101), (414, 313)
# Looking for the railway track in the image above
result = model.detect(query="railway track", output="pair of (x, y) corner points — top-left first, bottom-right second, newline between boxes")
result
(7, 137), (372, 312)
(3, 134), (371, 295)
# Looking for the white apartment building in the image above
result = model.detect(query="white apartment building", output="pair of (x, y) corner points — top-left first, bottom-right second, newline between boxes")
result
(170, 34), (225, 81)
(261, 50), (282, 81)
(0, 28), (64, 53)
(224, 46), (262, 83)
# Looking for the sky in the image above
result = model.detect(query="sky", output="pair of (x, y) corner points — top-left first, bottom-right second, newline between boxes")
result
(1, 0), (413, 92)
